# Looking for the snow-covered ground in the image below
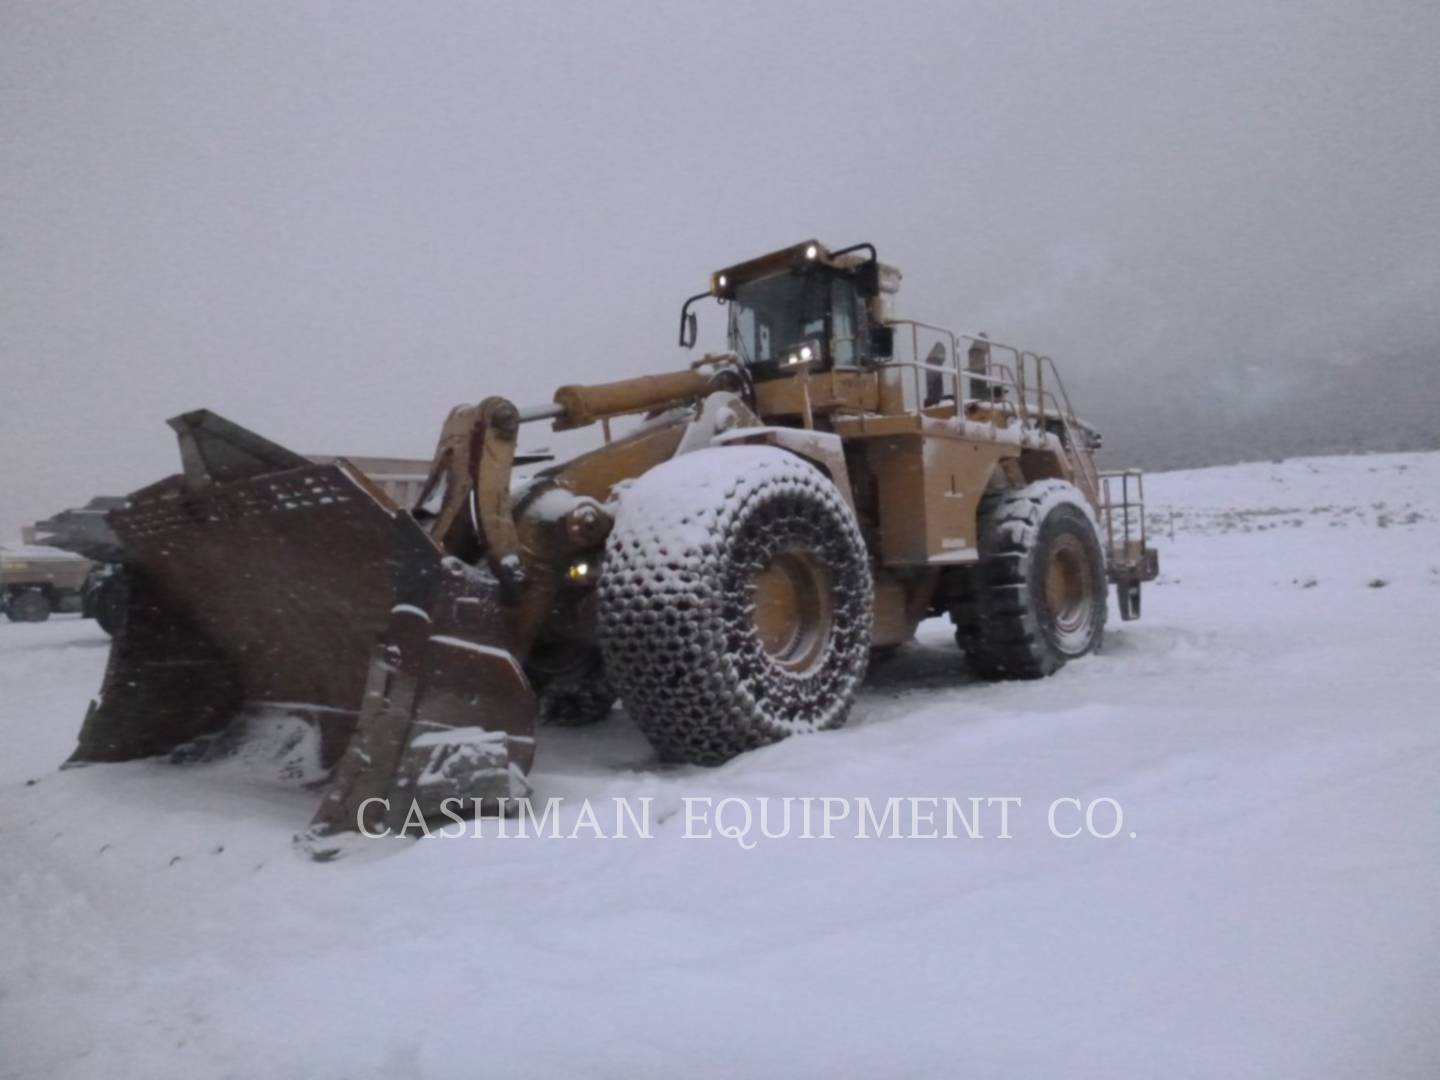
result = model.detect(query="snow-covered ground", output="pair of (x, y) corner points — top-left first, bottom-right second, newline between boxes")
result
(2, 452), (1438, 1079)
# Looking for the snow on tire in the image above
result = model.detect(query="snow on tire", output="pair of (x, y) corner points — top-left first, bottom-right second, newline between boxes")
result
(598, 446), (872, 765)
(955, 479), (1108, 679)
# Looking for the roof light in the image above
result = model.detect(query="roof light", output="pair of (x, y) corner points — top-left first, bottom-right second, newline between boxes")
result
(804, 244), (818, 259)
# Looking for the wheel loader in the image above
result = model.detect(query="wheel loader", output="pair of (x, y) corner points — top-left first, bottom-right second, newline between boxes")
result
(67, 239), (1158, 848)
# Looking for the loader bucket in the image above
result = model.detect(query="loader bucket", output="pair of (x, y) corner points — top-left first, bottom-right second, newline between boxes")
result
(68, 410), (536, 847)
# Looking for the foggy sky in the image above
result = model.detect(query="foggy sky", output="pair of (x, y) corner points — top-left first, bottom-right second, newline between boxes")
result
(3, 1), (1438, 542)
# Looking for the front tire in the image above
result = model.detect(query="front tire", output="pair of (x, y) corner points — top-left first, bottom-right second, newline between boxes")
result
(599, 447), (872, 764)
(955, 480), (1107, 679)
(8, 589), (52, 623)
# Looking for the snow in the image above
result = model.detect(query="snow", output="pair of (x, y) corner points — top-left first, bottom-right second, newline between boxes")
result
(427, 635), (519, 665)
(408, 726), (510, 751)
(605, 443), (817, 553)
(518, 482), (581, 522)
(3, 451), (1439, 1079)
(0, 544), (87, 564)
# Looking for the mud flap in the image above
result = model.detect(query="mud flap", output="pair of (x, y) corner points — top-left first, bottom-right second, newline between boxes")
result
(1116, 578), (1142, 621)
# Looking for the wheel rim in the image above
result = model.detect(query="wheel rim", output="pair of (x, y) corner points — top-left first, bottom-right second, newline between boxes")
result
(751, 549), (834, 673)
(1044, 533), (1095, 653)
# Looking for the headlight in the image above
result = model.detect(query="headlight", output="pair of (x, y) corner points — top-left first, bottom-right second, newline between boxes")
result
(780, 338), (823, 368)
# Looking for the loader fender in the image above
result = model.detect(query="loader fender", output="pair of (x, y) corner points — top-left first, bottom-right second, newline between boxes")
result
(710, 425), (856, 514)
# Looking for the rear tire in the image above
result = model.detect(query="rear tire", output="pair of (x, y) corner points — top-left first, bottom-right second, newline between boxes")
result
(9, 589), (52, 623)
(955, 480), (1107, 679)
(599, 447), (872, 764)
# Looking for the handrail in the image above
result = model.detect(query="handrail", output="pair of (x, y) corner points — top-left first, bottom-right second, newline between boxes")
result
(881, 320), (1099, 500)
(1097, 468), (1147, 567)
(1031, 353), (1098, 501)
(878, 319), (1145, 578)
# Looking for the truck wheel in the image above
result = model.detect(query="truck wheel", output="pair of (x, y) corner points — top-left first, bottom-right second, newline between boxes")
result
(9, 589), (52, 623)
(599, 446), (872, 764)
(956, 480), (1107, 679)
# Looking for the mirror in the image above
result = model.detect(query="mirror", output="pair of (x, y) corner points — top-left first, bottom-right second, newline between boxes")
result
(678, 291), (710, 348)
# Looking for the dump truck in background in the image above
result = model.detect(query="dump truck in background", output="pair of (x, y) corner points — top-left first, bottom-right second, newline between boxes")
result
(69, 239), (1158, 853)
(28, 497), (130, 564)
(22, 497), (129, 630)
(0, 544), (102, 623)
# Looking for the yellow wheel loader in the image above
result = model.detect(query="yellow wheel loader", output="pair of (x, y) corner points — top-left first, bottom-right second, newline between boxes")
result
(68, 240), (1158, 848)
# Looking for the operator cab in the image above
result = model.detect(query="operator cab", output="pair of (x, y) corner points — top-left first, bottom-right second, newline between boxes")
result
(678, 240), (900, 379)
